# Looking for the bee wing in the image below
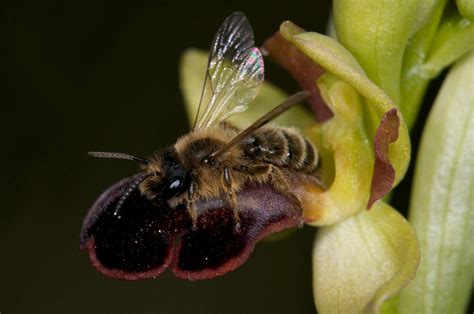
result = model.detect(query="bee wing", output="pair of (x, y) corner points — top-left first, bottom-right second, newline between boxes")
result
(193, 12), (264, 130)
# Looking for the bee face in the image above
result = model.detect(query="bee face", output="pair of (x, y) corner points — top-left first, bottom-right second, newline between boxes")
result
(141, 148), (190, 202)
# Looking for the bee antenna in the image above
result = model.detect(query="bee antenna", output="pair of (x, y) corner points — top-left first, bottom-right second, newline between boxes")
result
(113, 172), (160, 218)
(88, 151), (150, 164)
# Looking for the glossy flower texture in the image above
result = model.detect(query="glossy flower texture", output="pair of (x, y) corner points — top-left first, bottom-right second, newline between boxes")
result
(81, 175), (301, 280)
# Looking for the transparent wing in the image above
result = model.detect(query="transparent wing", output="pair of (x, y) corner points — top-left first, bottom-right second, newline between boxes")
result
(193, 12), (264, 130)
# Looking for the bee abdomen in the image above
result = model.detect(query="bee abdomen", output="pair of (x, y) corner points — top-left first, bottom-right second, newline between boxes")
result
(281, 129), (305, 169)
(300, 139), (318, 172)
(281, 129), (318, 173)
(241, 127), (318, 173)
(241, 128), (289, 166)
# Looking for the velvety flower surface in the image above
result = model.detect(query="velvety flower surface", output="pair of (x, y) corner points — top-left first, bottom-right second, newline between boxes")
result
(81, 175), (302, 280)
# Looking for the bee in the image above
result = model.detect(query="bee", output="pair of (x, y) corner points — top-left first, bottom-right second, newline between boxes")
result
(89, 12), (318, 232)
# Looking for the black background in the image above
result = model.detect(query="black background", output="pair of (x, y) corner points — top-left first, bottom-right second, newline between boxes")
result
(1, 0), (333, 313)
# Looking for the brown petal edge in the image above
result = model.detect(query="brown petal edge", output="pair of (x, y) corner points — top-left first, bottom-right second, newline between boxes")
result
(263, 31), (333, 122)
(367, 108), (400, 208)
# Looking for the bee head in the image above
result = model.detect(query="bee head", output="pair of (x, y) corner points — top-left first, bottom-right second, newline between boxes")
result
(143, 147), (190, 202)
(88, 148), (190, 215)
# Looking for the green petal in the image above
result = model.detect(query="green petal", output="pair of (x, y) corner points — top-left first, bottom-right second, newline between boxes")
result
(455, 0), (474, 21)
(312, 202), (420, 314)
(420, 11), (474, 79)
(400, 0), (449, 129)
(280, 22), (410, 187)
(400, 1), (474, 129)
(179, 49), (313, 129)
(332, 0), (439, 105)
(180, 49), (206, 127)
(397, 50), (474, 314)
(292, 76), (373, 225)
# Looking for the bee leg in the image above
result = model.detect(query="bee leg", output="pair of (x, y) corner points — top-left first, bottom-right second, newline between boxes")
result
(235, 164), (288, 191)
(268, 165), (290, 191)
(187, 181), (198, 231)
(223, 167), (241, 233)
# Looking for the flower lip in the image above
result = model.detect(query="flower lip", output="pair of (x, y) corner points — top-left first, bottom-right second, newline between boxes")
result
(80, 175), (181, 280)
(81, 175), (303, 280)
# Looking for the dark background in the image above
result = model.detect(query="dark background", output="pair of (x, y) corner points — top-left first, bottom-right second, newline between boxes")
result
(1, 0), (333, 313)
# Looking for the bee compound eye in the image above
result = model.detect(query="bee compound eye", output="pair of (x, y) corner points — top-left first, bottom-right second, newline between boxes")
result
(169, 178), (181, 190)
(163, 177), (185, 200)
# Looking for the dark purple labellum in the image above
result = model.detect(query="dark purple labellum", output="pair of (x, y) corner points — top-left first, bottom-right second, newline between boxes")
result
(81, 175), (302, 280)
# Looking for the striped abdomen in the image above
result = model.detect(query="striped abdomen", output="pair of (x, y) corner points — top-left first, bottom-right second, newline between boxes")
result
(240, 127), (318, 173)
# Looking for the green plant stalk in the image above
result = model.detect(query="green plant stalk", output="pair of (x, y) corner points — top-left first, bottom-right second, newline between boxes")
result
(403, 4), (474, 128)
(400, 0), (448, 129)
(421, 11), (474, 78)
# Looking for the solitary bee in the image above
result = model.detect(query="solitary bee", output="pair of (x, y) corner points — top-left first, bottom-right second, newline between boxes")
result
(89, 12), (318, 231)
